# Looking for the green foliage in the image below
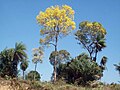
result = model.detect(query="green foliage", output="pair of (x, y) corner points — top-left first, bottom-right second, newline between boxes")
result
(20, 60), (28, 71)
(12, 42), (27, 77)
(0, 48), (14, 77)
(57, 53), (103, 85)
(0, 42), (27, 78)
(49, 50), (71, 81)
(26, 71), (41, 81)
(49, 50), (71, 66)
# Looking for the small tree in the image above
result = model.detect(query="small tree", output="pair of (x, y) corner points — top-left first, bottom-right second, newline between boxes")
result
(32, 47), (44, 72)
(26, 71), (40, 81)
(49, 50), (71, 80)
(20, 60), (28, 80)
(36, 5), (76, 82)
(49, 50), (71, 65)
(75, 21), (106, 61)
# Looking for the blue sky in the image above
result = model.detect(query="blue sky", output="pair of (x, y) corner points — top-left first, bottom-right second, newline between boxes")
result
(0, 0), (120, 83)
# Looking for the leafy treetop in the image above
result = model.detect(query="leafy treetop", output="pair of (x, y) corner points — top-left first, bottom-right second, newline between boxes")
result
(36, 5), (76, 46)
(75, 21), (107, 61)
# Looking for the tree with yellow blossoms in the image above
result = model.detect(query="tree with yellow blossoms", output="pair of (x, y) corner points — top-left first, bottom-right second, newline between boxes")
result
(75, 21), (107, 62)
(36, 5), (76, 82)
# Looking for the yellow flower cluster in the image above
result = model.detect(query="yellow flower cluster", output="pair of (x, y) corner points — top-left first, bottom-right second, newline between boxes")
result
(83, 22), (106, 35)
(36, 5), (76, 33)
(40, 38), (45, 44)
(40, 29), (45, 35)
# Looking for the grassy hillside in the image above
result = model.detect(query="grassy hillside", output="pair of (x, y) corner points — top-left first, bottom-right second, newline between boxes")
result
(0, 78), (120, 90)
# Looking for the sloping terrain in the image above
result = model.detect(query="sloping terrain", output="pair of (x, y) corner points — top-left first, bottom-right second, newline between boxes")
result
(0, 77), (119, 90)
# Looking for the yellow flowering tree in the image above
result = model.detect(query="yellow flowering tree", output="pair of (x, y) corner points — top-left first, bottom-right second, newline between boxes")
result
(36, 5), (76, 82)
(75, 21), (107, 62)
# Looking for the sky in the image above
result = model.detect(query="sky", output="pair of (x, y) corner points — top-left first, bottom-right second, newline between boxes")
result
(0, 0), (120, 83)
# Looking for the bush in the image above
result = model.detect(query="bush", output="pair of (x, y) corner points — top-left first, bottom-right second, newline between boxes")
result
(26, 71), (40, 81)
(57, 53), (103, 85)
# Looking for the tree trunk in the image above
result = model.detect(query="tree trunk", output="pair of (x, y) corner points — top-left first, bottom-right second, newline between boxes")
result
(53, 65), (57, 82)
(35, 63), (37, 72)
(94, 49), (98, 62)
(23, 70), (24, 80)
(12, 60), (18, 78)
(90, 52), (92, 60)
(53, 32), (58, 82)
(34, 63), (37, 80)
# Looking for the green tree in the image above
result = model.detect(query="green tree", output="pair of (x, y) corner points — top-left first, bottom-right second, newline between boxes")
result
(0, 42), (27, 78)
(12, 42), (27, 77)
(57, 53), (103, 85)
(49, 50), (71, 80)
(75, 21), (106, 61)
(0, 48), (14, 77)
(20, 60), (28, 80)
(26, 71), (40, 81)
(36, 5), (76, 82)
(49, 50), (71, 66)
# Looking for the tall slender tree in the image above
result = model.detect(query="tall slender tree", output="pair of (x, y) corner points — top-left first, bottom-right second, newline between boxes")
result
(36, 5), (76, 82)
(32, 47), (44, 72)
(32, 47), (44, 80)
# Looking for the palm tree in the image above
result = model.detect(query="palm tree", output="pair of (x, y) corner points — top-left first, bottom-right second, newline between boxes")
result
(0, 48), (14, 77)
(114, 62), (120, 75)
(93, 35), (106, 61)
(20, 60), (28, 80)
(12, 42), (27, 77)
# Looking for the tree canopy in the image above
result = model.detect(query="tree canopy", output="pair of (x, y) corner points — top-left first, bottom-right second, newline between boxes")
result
(26, 71), (41, 81)
(57, 53), (103, 85)
(0, 42), (27, 78)
(37, 5), (75, 46)
(75, 21), (107, 61)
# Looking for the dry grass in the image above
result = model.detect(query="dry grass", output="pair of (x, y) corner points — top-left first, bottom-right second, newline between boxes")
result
(0, 77), (119, 90)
